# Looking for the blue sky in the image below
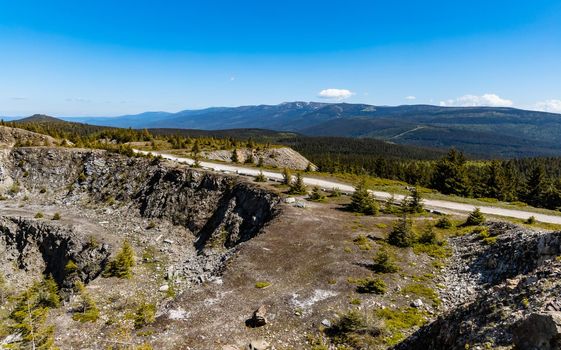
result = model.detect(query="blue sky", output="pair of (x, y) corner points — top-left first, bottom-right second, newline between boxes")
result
(1, 0), (561, 116)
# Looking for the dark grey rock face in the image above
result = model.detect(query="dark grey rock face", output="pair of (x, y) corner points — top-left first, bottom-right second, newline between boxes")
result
(0, 147), (280, 291)
(6, 147), (280, 251)
(0, 217), (110, 293)
(512, 312), (561, 350)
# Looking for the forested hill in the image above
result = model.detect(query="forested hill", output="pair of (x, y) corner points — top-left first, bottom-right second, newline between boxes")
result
(46, 102), (561, 158)
(3, 115), (561, 211)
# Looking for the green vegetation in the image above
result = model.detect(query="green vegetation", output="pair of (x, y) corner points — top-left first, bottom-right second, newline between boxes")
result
(52, 212), (61, 220)
(464, 208), (486, 226)
(435, 216), (453, 229)
(354, 277), (387, 294)
(475, 226), (498, 245)
(34, 212), (44, 219)
(72, 281), (100, 323)
(372, 249), (398, 273)
(403, 187), (424, 214)
(376, 307), (427, 346)
(525, 216), (536, 224)
(401, 283), (441, 307)
(64, 260), (79, 274)
(289, 172), (307, 195)
(325, 309), (378, 348)
(103, 240), (135, 279)
(6, 276), (60, 349)
(255, 281), (271, 289)
(282, 167), (292, 185)
(308, 186), (326, 201)
(134, 302), (156, 329)
(387, 214), (415, 247)
(353, 235), (372, 251)
(6, 118), (561, 212)
(348, 179), (378, 215)
(254, 171), (267, 182)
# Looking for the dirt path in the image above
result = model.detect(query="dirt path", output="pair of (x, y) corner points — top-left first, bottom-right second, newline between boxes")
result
(134, 149), (561, 225)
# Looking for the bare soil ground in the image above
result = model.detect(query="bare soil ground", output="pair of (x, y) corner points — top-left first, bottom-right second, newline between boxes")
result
(149, 197), (441, 349)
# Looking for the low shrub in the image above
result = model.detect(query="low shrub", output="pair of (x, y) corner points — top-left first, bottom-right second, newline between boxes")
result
(355, 277), (386, 294)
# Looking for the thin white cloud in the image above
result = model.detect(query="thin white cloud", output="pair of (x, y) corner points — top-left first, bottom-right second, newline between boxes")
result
(439, 93), (513, 107)
(318, 88), (354, 100)
(405, 95), (416, 100)
(535, 99), (561, 113)
(65, 98), (91, 103)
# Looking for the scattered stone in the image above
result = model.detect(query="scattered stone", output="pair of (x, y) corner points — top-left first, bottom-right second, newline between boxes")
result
(247, 305), (268, 328)
(410, 299), (424, 308)
(247, 339), (270, 350)
(284, 197), (296, 204)
(321, 319), (332, 328)
(159, 284), (169, 292)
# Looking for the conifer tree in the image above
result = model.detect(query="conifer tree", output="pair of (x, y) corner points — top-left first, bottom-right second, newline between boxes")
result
(104, 240), (135, 279)
(464, 207), (486, 226)
(72, 281), (100, 323)
(308, 186), (325, 201)
(289, 173), (307, 195)
(231, 148), (239, 163)
(387, 213), (415, 247)
(431, 149), (470, 196)
(405, 187), (424, 213)
(282, 168), (292, 185)
(349, 179), (378, 215)
(9, 276), (60, 349)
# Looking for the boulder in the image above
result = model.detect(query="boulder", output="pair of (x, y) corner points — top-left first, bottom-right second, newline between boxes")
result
(247, 339), (270, 350)
(247, 305), (268, 328)
(512, 312), (561, 350)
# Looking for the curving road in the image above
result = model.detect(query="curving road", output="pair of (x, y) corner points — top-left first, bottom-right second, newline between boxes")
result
(134, 149), (561, 225)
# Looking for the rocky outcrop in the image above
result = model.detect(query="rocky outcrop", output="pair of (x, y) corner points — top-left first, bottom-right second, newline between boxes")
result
(201, 147), (316, 171)
(0, 125), (56, 148)
(395, 223), (561, 349)
(4, 147), (280, 251)
(0, 217), (111, 293)
(512, 312), (561, 350)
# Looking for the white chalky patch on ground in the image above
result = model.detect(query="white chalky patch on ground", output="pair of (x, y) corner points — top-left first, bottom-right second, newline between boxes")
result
(168, 308), (190, 320)
(291, 289), (338, 311)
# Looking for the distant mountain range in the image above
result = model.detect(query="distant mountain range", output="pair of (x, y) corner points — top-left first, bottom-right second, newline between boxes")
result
(5, 102), (561, 157)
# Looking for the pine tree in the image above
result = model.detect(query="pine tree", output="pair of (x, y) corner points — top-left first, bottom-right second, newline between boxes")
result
(485, 160), (507, 200)
(231, 148), (239, 163)
(525, 165), (547, 207)
(404, 187), (424, 213)
(134, 302), (156, 329)
(191, 139), (200, 154)
(9, 277), (60, 350)
(72, 281), (100, 323)
(254, 171), (267, 182)
(257, 157), (264, 168)
(431, 149), (470, 196)
(387, 213), (415, 247)
(104, 240), (135, 279)
(289, 173), (307, 195)
(464, 207), (486, 226)
(282, 168), (292, 185)
(349, 179), (378, 215)
(308, 186), (325, 201)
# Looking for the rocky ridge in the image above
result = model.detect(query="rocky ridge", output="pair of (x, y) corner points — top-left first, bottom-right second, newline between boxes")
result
(396, 222), (561, 349)
(0, 146), (280, 291)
